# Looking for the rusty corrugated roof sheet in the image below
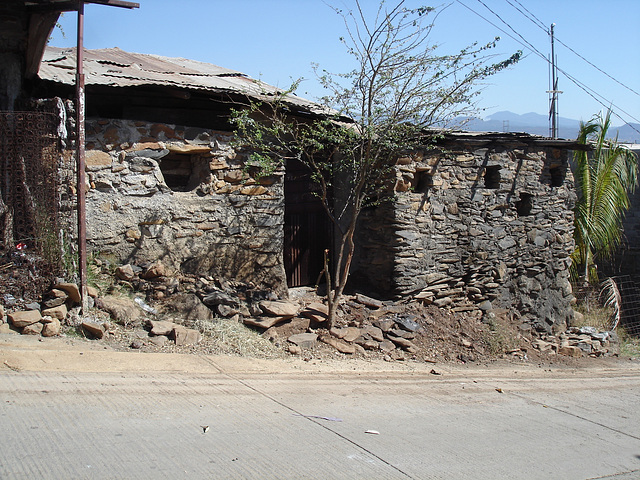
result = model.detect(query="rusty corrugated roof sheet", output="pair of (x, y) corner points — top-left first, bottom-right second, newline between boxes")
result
(39, 46), (336, 117)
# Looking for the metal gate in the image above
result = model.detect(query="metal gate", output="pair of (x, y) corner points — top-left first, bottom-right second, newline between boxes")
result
(0, 111), (61, 266)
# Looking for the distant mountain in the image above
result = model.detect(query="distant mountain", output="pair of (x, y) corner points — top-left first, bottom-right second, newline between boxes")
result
(613, 123), (640, 144)
(457, 111), (639, 144)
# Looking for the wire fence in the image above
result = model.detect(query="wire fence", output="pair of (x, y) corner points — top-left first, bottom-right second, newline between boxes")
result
(0, 110), (63, 273)
(573, 275), (640, 336)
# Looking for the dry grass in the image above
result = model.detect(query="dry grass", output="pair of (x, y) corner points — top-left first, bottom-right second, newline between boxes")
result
(482, 313), (521, 355)
(572, 303), (613, 331)
(194, 318), (285, 359)
(619, 328), (640, 358)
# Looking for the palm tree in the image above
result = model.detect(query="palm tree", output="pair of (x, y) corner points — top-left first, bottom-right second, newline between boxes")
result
(571, 110), (638, 284)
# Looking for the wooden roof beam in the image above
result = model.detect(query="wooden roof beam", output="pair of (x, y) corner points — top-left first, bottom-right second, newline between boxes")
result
(26, 1), (139, 13)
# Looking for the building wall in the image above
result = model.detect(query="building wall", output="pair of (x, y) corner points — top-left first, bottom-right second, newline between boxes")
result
(355, 135), (577, 333)
(80, 118), (286, 294)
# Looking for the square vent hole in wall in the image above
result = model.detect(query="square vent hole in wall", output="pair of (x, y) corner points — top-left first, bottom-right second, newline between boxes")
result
(549, 166), (565, 187)
(516, 192), (534, 216)
(484, 165), (501, 189)
(159, 153), (209, 192)
(412, 170), (434, 194)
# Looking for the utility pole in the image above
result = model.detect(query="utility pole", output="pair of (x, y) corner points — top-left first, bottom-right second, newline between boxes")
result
(547, 23), (562, 139)
(73, 0), (139, 312)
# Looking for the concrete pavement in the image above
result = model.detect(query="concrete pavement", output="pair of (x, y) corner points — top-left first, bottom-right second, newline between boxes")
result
(1, 334), (639, 479)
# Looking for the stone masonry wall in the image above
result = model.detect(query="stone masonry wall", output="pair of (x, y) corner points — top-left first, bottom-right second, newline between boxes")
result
(80, 119), (286, 294)
(355, 135), (577, 333)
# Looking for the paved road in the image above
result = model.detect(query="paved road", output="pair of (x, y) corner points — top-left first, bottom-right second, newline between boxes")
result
(1, 334), (639, 479)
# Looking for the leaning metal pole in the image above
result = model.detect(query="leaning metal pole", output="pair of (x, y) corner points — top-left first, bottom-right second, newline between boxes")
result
(76, 0), (88, 312)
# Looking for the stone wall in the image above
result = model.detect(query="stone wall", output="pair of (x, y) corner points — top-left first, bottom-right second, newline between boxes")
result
(354, 133), (577, 333)
(80, 118), (286, 294)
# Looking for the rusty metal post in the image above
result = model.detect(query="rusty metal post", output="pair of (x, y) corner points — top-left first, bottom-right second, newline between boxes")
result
(76, 0), (88, 312)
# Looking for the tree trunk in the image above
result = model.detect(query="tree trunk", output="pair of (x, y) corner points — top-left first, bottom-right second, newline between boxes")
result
(0, 185), (13, 249)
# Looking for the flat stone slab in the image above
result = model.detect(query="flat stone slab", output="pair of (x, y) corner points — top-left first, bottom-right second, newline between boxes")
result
(43, 289), (68, 309)
(355, 337), (381, 350)
(388, 335), (417, 353)
(395, 315), (421, 332)
(320, 335), (356, 354)
(300, 303), (328, 323)
(54, 283), (81, 304)
(173, 325), (201, 346)
(379, 339), (396, 353)
(288, 333), (318, 349)
(244, 316), (288, 330)
(355, 294), (383, 309)
(202, 291), (239, 307)
(95, 296), (141, 326)
(330, 326), (360, 342)
(81, 321), (105, 339)
(259, 300), (298, 318)
(42, 304), (68, 321)
(558, 345), (583, 357)
(147, 320), (176, 336)
(22, 322), (44, 335)
(8, 310), (42, 328)
(363, 325), (384, 342)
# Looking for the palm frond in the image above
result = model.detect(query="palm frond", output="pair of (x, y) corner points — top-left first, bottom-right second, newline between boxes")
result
(570, 109), (639, 285)
(599, 277), (621, 331)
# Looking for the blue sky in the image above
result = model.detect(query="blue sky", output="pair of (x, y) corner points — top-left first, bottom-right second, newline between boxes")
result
(48, 0), (639, 126)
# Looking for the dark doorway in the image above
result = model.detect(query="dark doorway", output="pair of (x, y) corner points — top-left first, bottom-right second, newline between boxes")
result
(284, 159), (332, 287)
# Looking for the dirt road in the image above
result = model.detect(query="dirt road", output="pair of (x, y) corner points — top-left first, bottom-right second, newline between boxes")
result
(1, 334), (639, 479)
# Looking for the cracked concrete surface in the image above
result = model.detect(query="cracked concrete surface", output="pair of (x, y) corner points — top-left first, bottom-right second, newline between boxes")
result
(1, 334), (639, 479)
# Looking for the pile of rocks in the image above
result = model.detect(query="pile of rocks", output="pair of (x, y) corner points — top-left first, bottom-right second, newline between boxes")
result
(242, 293), (427, 357)
(532, 326), (619, 357)
(142, 319), (201, 347)
(1, 282), (84, 337)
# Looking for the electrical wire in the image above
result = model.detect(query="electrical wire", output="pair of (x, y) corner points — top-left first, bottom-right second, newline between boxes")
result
(504, 0), (548, 34)
(554, 37), (640, 98)
(455, 0), (640, 135)
(501, 0), (640, 98)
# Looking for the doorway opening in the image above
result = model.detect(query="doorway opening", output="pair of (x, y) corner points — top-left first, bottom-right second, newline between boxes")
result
(284, 159), (333, 287)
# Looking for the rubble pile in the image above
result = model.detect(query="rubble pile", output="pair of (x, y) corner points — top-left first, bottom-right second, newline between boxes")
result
(531, 326), (619, 358)
(0, 256), (623, 363)
(2, 282), (82, 338)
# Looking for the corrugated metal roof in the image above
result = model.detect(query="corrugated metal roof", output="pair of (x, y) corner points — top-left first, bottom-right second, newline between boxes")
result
(39, 46), (335, 116)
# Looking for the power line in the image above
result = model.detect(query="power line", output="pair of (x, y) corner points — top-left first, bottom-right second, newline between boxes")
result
(473, 0), (547, 60)
(455, 0), (640, 134)
(554, 37), (640, 98)
(501, 0), (640, 99)
(557, 65), (640, 130)
(455, 0), (544, 59)
(504, 0), (547, 34)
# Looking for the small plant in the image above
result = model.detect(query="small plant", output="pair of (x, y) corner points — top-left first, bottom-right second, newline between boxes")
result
(482, 314), (520, 355)
(619, 330), (640, 358)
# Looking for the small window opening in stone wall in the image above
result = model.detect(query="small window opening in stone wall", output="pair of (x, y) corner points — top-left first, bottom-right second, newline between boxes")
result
(516, 192), (534, 216)
(159, 153), (210, 192)
(484, 166), (501, 189)
(549, 166), (565, 187)
(413, 171), (433, 194)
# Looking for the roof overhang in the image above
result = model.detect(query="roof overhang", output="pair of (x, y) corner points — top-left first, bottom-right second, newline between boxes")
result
(23, 1), (139, 79)
(25, 1), (139, 13)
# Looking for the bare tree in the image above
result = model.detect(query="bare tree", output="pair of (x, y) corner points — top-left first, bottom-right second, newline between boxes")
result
(232, 0), (521, 326)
